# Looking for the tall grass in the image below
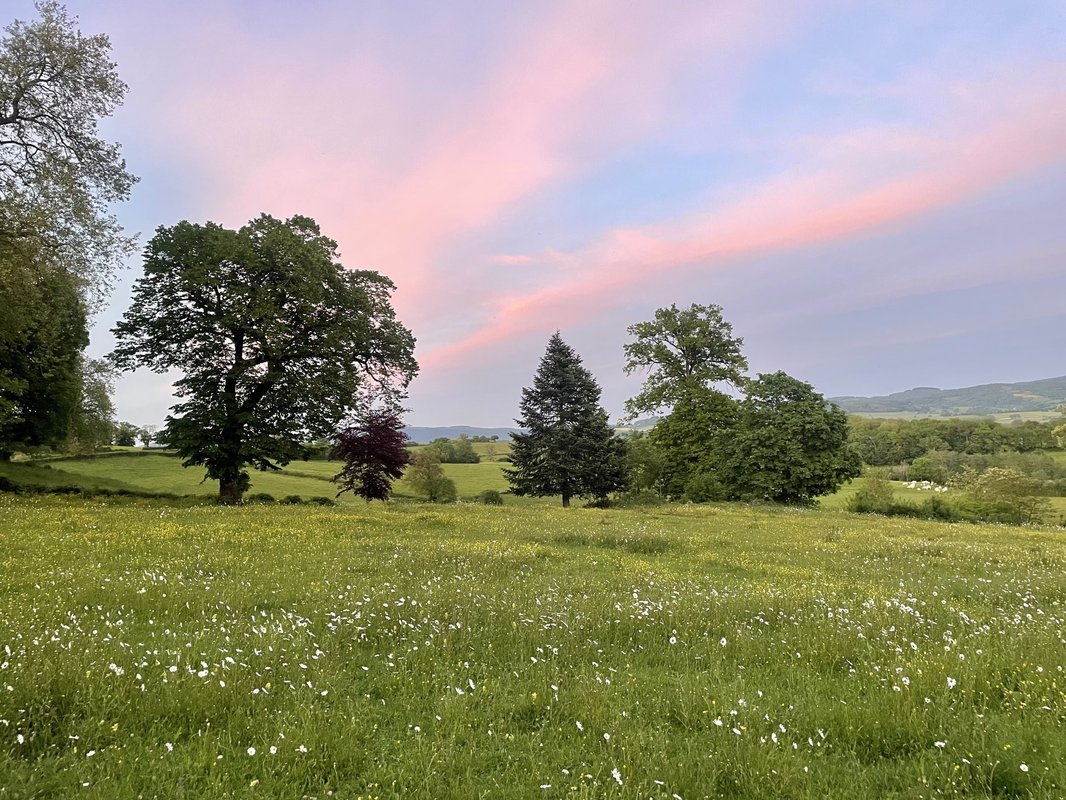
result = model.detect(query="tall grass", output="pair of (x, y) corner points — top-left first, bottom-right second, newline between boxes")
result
(1, 497), (1063, 797)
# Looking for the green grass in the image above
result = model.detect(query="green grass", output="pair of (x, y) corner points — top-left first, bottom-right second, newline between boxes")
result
(817, 476), (940, 511)
(0, 497), (1064, 798)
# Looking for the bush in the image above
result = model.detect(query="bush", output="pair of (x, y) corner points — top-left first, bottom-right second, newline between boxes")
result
(245, 493), (276, 504)
(308, 496), (336, 507)
(847, 472), (895, 514)
(425, 476), (457, 504)
(613, 489), (664, 508)
(684, 470), (727, 503)
(279, 495), (304, 505)
(477, 489), (503, 505)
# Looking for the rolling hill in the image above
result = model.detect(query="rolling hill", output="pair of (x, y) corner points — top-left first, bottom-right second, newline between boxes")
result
(832, 375), (1066, 416)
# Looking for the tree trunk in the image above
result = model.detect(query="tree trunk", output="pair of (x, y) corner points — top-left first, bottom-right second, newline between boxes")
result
(218, 478), (243, 505)
(561, 490), (571, 508)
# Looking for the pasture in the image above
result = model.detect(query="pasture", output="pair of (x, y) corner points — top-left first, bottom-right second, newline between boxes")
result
(1, 496), (1064, 798)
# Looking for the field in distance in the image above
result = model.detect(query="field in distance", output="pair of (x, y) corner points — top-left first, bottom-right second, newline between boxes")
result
(1, 497), (1063, 797)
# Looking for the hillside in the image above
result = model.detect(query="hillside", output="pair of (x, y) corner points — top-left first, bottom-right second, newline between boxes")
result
(831, 375), (1066, 416)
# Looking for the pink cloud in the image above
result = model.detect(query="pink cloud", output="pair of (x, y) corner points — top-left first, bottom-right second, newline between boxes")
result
(132, 1), (811, 317)
(418, 73), (1066, 373)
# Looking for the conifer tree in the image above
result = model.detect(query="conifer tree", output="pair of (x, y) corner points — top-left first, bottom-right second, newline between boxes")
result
(507, 333), (627, 507)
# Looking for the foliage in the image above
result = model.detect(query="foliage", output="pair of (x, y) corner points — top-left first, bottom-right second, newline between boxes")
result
(112, 420), (140, 448)
(0, 1), (136, 309)
(331, 408), (410, 502)
(846, 471), (895, 514)
(403, 448), (457, 503)
(0, 265), (86, 457)
(426, 435), (479, 463)
(507, 333), (628, 507)
(65, 357), (115, 453)
(622, 431), (663, 494)
(623, 303), (747, 417)
(723, 371), (860, 505)
(951, 466), (1051, 525)
(139, 424), (157, 447)
(647, 386), (738, 500)
(849, 417), (1058, 466)
(111, 213), (417, 503)
(477, 489), (503, 505)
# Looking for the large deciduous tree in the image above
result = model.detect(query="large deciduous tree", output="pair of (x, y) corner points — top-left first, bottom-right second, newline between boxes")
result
(331, 408), (411, 502)
(0, 2), (134, 458)
(623, 303), (747, 418)
(0, 1), (136, 306)
(507, 333), (628, 507)
(721, 371), (860, 505)
(111, 214), (417, 503)
(624, 304), (747, 500)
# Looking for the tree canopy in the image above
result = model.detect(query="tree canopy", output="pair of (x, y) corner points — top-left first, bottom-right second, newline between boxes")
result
(111, 213), (417, 503)
(332, 408), (411, 502)
(0, 2), (134, 458)
(507, 333), (628, 507)
(722, 371), (860, 505)
(623, 303), (747, 417)
(0, 1), (135, 306)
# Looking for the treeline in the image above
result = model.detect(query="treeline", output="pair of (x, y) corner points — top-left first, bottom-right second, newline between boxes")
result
(849, 417), (1060, 465)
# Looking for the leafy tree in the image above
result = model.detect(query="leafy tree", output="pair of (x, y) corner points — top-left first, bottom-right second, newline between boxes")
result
(623, 303), (747, 418)
(426, 435), (479, 463)
(723, 372), (860, 505)
(331, 408), (411, 502)
(0, 1), (136, 308)
(139, 424), (157, 447)
(403, 448), (456, 502)
(648, 386), (738, 500)
(66, 357), (115, 453)
(0, 264), (85, 458)
(111, 214), (417, 503)
(112, 420), (139, 447)
(507, 333), (628, 507)
(951, 466), (1050, 524)
(0, 2), (134, 458)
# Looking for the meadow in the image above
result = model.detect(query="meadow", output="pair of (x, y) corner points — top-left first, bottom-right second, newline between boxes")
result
(1, 492), (1065, 798)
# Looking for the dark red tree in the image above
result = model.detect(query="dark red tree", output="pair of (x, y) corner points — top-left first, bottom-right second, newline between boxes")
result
(331, 409), (411, 501)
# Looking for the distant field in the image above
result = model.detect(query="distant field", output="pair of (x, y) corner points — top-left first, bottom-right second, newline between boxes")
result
(1, 497), (1064, 797)
(407, 441), (513, 461)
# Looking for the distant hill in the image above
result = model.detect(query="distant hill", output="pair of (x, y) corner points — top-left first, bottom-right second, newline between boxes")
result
(831, 376), (1066, 416)
(403, 425), (520, 444)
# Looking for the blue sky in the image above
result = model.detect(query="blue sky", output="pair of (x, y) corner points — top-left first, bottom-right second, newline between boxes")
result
(13, 0), (1066, 426)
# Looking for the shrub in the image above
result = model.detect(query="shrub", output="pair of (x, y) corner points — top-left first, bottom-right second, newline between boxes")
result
(245, 493), (276, 504)
(477, 489), (503, 505)
(613, 489), (664, 508)
(308, 496), (336, 507)
(279, 495), (304, 505)
(425, 476), (457, 504)
(847, 472), (895, 514)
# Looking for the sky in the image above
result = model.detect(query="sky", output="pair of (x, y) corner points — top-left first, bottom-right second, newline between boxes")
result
(16, 0), (1066, 427)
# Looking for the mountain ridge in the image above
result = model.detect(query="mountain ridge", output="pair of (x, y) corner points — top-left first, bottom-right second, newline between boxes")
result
(830, 375), (1066, 415)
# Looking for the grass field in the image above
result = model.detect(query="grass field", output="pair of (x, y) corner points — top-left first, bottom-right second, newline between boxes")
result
(0, 453), (517, 505)
(0, 497), (1064, 798)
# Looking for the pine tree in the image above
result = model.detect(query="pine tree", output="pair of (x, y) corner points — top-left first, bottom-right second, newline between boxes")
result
(506, 333), (628, 507)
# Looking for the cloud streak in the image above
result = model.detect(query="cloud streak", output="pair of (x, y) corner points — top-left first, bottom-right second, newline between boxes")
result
(418, 69), (1066, 374)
